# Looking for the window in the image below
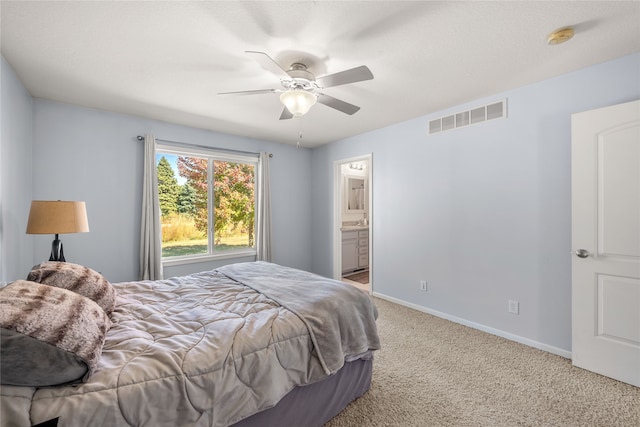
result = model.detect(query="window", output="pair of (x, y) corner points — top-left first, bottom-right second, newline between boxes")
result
(156, 145), (257, 261)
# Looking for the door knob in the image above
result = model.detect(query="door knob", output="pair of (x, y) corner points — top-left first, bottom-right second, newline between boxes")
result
(574, 249), (590, 258)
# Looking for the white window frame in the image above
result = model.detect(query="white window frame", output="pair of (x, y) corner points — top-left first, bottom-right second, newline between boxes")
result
(156, 143), (258, 266)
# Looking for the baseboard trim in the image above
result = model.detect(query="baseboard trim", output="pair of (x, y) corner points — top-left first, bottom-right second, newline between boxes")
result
(372, 292), (572, 360)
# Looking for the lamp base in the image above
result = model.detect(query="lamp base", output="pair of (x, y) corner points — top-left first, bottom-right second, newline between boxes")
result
(49, 235), (66, 262)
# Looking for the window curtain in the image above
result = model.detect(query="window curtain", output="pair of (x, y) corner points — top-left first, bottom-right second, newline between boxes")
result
(256, 152), (272, 262)
(139, 134), (163, 280)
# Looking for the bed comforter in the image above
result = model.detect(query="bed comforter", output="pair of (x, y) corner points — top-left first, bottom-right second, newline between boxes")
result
(0, 262), (379, 427)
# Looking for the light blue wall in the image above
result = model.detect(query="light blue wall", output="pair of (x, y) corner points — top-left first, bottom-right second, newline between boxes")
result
(0, 56), (33, 282)
(29, 100), (312, 282)
(4, 50), (639, 354)
(310, 53), (640, 353)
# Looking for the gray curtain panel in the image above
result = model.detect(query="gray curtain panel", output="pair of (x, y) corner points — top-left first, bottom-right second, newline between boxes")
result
(139, 134), (163, 280)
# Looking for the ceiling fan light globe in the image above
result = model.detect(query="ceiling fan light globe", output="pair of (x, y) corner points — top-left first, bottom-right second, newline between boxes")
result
(280, 90), (317, 117)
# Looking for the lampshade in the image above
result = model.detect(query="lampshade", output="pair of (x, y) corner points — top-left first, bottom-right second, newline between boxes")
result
(26, 201), (89, 235)
(279, 89), (317, 117)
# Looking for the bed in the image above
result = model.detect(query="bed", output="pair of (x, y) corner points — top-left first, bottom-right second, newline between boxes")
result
(0, 261), (380, 427)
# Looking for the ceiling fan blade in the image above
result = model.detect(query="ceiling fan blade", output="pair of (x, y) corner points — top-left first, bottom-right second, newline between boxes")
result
(316, 65), (373, 88)
(245, 51), (291, 81)
(279, 108), (294, 120)
(218, 88), (277, 96)
(317, 93), (361, 115)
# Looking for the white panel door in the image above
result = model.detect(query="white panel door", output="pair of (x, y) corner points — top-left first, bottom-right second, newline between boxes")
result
(571, 99), (640, 387)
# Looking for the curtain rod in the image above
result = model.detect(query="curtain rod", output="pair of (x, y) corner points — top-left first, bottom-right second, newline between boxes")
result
(136, 135), (273, 158)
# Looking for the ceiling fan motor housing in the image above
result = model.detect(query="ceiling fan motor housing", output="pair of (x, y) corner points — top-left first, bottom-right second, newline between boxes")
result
(287, 63), (314, 80)
(285, 63), (318, 91)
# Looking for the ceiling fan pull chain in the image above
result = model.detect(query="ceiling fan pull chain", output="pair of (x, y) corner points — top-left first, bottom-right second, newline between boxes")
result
(297, 130), (303, 149)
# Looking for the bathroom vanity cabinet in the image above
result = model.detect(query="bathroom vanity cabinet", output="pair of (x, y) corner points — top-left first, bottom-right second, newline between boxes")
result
(342, 228), (368, 274)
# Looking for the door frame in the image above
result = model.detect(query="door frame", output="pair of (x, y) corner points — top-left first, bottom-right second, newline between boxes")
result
(333, 153), (373, 292)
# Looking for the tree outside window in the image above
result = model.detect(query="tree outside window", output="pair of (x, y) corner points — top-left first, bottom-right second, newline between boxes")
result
(156, 150), (256, 259)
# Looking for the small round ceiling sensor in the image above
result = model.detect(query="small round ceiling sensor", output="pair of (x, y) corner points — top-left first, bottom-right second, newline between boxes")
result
(547, 27), (575, 45)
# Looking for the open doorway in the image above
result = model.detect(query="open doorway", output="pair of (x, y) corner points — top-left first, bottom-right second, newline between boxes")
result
(333, 154), (372, 294)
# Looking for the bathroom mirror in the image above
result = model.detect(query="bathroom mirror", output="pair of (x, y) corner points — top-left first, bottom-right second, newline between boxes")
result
(345, 176), (367, 213)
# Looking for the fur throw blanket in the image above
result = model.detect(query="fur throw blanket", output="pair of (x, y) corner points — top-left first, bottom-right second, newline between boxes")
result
(0, 280), (111, 386)
(27, 262), (116, 315)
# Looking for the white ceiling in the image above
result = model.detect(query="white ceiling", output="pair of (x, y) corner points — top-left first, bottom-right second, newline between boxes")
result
(2, 1), (639, 148)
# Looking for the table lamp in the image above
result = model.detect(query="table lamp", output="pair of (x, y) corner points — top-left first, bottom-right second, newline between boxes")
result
(26, 200), (89, 262)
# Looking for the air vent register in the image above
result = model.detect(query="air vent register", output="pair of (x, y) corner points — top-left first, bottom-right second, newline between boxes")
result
(429, 99), (506, 134)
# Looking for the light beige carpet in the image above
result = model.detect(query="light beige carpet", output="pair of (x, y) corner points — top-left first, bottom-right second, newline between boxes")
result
(326, 297), (640, 427)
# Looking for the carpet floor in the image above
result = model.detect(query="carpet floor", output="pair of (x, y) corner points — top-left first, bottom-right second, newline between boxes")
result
(325, 297), (640, 427)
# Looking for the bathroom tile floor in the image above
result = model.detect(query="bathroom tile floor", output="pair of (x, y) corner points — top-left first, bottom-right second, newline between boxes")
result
(342, 277), (369, 293)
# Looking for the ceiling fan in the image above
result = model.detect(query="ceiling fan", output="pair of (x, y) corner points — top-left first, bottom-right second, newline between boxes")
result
(219, 51), (374, 120)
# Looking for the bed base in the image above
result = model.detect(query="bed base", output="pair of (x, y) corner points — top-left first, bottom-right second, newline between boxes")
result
(231, 357), (372, 427)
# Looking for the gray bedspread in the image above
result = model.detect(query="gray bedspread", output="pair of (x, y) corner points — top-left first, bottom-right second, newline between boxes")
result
(217, 262), (380, 375)
(0, 262), (380, 427)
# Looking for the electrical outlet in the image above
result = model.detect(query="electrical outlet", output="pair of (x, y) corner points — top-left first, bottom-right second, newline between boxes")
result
(508, 300), (519, 314)
(420, 280), (427, 291)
